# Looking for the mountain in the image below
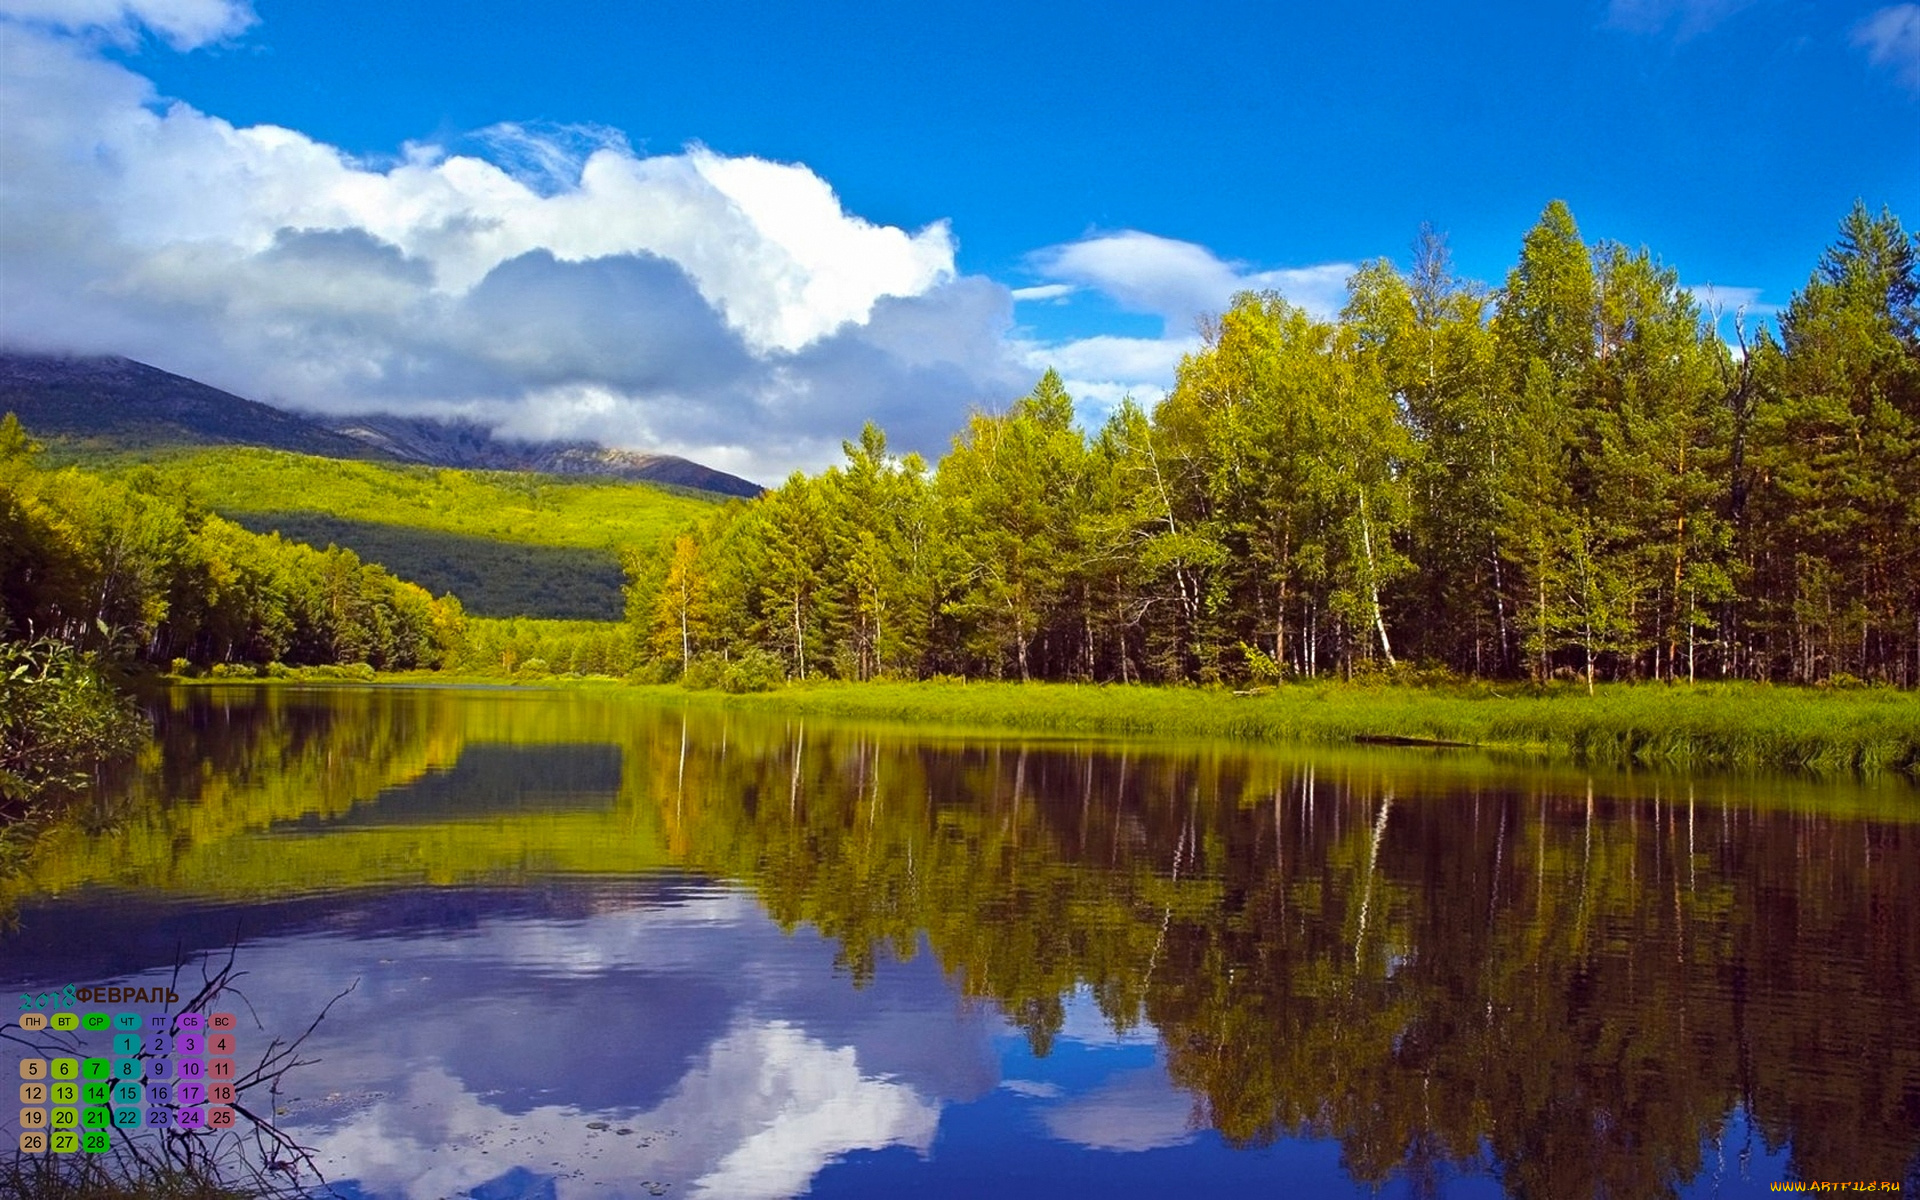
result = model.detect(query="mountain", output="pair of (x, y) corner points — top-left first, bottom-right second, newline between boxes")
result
(327, 414), (764, 498)
(0, 351), (763, 497)
(0, 352), (378, 459)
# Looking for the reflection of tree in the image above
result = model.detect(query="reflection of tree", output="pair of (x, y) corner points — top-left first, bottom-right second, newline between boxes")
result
(12, 692), (1919, 1195)
(645, 716), (1920, 1197)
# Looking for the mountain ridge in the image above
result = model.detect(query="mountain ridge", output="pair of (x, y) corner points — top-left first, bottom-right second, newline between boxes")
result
(0, 351), (763, 498)
(326, 413), (762, 497)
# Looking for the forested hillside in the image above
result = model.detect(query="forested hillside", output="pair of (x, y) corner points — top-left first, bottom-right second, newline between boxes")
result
(0, 417), (463, 671)
(628, 201), (1920, 688)
(87, 447), (719, 619)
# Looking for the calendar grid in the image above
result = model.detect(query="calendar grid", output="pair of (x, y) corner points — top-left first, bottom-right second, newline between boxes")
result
(13, 1007), (240, 1155)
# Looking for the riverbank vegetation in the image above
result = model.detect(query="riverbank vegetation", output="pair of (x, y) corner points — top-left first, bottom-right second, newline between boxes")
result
(673, 677), (1920, 774)
(0, 635), (142, 834)
(628, 201), (1920, 690)
(1, 1149), (262, 1200)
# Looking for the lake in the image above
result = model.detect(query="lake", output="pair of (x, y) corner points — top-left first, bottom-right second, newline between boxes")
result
(4, 685), (1917, 1199)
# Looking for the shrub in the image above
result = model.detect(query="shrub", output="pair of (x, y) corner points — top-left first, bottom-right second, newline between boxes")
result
(0, 638), (144, 809)
(679, 649), (785, 693)
(720, 648), (785, 693)
(628, 659), (679, 685)
(682, 653), (726, 690)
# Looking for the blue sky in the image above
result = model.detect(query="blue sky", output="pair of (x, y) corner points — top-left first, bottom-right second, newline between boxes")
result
(1, 0), (1916, 478)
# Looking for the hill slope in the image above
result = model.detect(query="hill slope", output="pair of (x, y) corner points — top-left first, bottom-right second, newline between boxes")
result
(93, 447), (723, 618)
(0, 351), (752, 620)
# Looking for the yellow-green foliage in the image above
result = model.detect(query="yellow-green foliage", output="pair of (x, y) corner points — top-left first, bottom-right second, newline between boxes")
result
(91, 446), (716, 553)
(2, 421), (458, 671)
(445, 617), (639, 677)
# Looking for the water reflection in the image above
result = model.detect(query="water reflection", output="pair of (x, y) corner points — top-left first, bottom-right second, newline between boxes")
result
(2, 686), (1916, 1198)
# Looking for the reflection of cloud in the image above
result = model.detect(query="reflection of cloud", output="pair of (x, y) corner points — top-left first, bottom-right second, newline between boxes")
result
(1038, 1065), (1197, 1153)
(109, 883), (996, 1199)
(1055, 984), (1159, 1048)
(299, 1021), (939, 1200)
(1000, 1079), (1063, 1098)
(671, 1022), (940, 1200)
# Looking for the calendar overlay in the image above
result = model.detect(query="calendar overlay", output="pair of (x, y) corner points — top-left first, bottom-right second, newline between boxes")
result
(13, 985), (240, 1156)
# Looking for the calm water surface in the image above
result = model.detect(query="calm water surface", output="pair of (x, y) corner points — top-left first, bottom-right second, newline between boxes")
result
(4, 685), (1917, 1199)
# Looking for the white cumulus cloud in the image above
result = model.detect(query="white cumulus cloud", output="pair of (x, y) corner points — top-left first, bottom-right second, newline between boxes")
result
(0, 20), (1022, 480)
(0, 10), (1386, 476)
(1855, 5), (1920, 90)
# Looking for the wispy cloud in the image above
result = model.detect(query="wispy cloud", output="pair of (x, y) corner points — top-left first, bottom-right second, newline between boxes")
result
(1854, 4), (1920, 90)
(1605, 0), (1760, 39)
(461, 121), (635, 197)
(1684, 283), (1780, 318)
(0, 0), (255, 49)
(1010, 283), (1076, 303)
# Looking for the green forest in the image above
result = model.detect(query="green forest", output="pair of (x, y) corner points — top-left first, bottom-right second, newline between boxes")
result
(630, 200), (1920, 689)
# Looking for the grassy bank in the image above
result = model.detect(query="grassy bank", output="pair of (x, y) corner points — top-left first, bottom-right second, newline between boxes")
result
(653, 678), (1920, 776)
(166, 672), (1920, 777)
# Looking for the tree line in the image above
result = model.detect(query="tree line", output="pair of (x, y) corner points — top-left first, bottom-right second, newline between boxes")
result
(629, 200), (1920, 687)
(0, 415), (467, 673)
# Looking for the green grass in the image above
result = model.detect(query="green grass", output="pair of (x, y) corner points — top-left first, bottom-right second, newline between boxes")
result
(652, 678), (1920, 776)
(0, 1154), (265, 1200)
(84, 446), (719, 554)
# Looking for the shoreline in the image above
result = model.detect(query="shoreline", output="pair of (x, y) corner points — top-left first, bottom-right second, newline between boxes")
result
(163, 673), (1920, 778)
